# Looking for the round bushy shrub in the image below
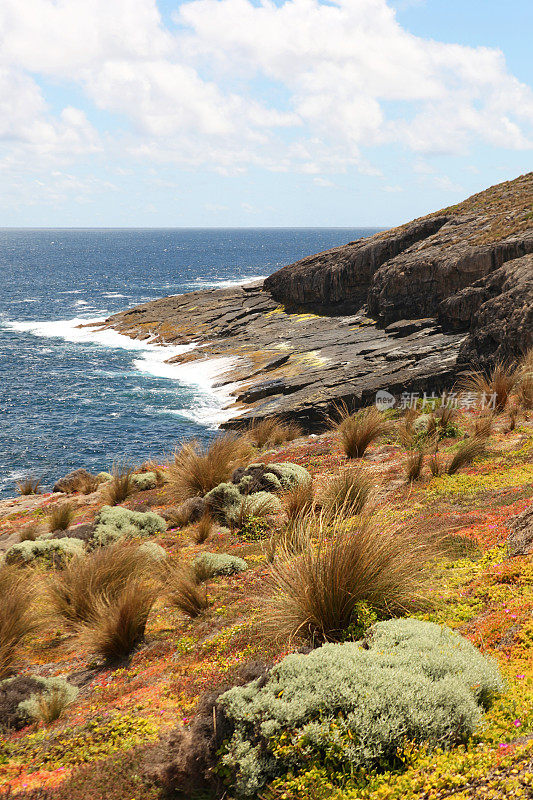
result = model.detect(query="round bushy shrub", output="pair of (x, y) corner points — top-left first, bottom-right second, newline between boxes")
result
(193, 552), (248, 580)
(217, 618), (504, 798)
(137, 541), (168, 561)
(96, 471), (113, 483)
(92, 506), (166, 547)
(232, 462), (311, 495)
(5, 537), (84, 567)
(204, 482), (243, 523)
(132, 472), (157, 491)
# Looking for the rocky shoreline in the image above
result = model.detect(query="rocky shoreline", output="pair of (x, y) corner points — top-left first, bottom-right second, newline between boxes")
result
(99, 173), (532, 430)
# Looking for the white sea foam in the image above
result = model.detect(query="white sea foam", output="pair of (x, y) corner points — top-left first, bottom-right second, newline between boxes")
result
(103, 292), (127, 298)
(4, 316), (240, 426)
(184, 275), (267, 291)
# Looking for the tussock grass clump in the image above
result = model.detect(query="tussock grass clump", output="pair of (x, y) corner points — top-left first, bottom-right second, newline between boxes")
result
(515, 348), (533, 410)
(321, 466), (373, 515)
(75, 578), (158, 661)
(105, 462), (134, 506)
(47, 544), (159, 630)
(473, 413), (495, 438)
(48, 502), (75, 532)
(191, 512), (214, 544)
(405, 448), (426, 482)
(459, 362), (517, 414)
(164, 563), (209, 618)
(16, 477), (42, 496)
(0, 566), (39, 679)
(282, 481), (314, 525)
(446, 437), (488, 475)
(19, 523), (43, 542)
(167, 434), (252, 502)
(265, 513), (436, 645)
(245, 417), (302, 448)
(332, 405), (391, 459)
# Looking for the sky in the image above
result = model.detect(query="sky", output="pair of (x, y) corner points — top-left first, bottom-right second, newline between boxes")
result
(0, 0), (532, 228)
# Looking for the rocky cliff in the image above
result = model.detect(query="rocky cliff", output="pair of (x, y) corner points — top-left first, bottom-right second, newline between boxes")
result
(103, 173), (532, 429)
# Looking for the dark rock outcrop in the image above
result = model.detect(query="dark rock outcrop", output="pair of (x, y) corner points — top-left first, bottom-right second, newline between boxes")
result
(101, 174), (532, 429)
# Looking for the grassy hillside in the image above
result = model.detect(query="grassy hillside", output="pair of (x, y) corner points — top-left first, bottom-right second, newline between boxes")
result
(1, 367), (532, 799)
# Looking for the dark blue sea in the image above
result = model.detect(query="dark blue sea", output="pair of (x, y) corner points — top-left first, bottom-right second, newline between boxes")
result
(0, 228), (378, 497)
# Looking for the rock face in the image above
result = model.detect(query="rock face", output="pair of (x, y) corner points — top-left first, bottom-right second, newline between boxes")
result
(507, 505), (533, 557)
(103, 173), (532, 429)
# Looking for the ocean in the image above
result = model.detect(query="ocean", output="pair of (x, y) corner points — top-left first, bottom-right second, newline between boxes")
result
(0, 228), (378, 498)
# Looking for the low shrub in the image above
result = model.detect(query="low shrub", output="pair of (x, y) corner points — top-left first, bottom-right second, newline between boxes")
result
(96, 471), (113, 483)
(19, 523), (43, 542)
(193, 552), (248, 581)
(167, 434), (252, 502)
(16, 676), (79, 724)
(265, 513), (436, 644)
(204, 481), (242, 523)
(92, 506), (166, 547)
(165, 497), (206, 528)
(332, 405), (391, 459)
(5, 537), (84, 567)
(230, 492), (282, 529)
(0, 566), (39, 679)
(216, 619), (503, 798)
(132, 472), (157, 491)
(48, 502), (75, 532)
(232, 462), (311, 495)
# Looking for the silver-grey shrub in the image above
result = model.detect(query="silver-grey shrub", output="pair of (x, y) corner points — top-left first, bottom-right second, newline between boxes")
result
(217, 618), (504, 798)
(4, 537), (84, 567)
(91, 505), (166, 547)
(193, 552), (248, 581)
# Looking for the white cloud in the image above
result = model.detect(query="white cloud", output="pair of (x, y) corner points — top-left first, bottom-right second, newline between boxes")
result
(0, 0), (531, 180)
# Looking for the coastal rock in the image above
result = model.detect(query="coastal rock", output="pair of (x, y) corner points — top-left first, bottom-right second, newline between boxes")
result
(53, 468), (96, 494)
(102, 174), (532, 429)
(507, 504), (533, 557)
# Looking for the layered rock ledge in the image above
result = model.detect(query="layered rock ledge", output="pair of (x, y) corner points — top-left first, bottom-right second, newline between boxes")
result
(101, 173), (532, 429)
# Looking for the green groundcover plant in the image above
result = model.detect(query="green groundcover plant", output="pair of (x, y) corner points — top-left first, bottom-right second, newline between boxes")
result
(217, 618), (504, 798)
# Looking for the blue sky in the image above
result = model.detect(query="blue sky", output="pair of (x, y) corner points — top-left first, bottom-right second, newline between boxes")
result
(0, 0), (532, 227)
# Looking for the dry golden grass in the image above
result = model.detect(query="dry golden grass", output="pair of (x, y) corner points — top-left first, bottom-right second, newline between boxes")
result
(332, 405), (391, 459)
(459, 363), (517, 414)
(516, 348), (533, 410)
(0, 566), (39, 679)
(167, 434), (252, 502)
(47, 544), (159, 629)
(321, 465), (374, 515)
(105, 462), (134, 506)
(405, 449), (426, 482)
(48, 502), (75, 532)
(264, 513), (436, 645)
(191, 513), (213, 544)
(446, 437), (488, 475)
(163, 562), (209, 618)
(18, 523), (43, 542)
(473, 413), (495, 438)
(282, 481), (315, 525)
(75, 578), (158, 661)
(35, 688), (72, 724)
(245, 417), (302, 449)
(16, 477), (42, 496)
